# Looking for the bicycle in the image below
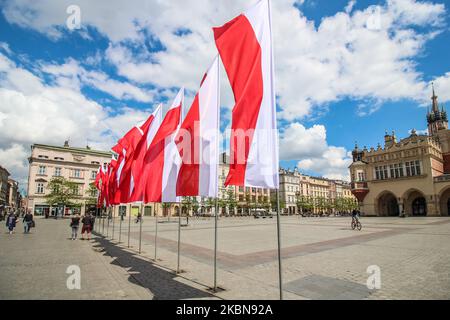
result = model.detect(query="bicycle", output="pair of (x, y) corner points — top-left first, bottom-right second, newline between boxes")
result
(351, 217), (362, 231)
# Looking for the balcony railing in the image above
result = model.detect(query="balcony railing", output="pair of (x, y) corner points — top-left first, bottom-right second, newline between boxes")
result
(351, 182), (368, 190)
(434, 174), (450, 183)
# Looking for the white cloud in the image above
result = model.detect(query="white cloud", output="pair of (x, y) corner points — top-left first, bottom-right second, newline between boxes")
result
(297, 146), (352, 181)
(0, 143), (29, 187)
(0, 0), (448, 184)
(430, 72), (450, 103)
(2, 0), (446, 121)
(279, 123), (327, 160)
(40, 58), (156, 102)
(279, 122), (352, 180)
(0, 52), (150, 189)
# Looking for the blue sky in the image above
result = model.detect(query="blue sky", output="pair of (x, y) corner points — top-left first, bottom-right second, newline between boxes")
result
(0, 0), (449, 189)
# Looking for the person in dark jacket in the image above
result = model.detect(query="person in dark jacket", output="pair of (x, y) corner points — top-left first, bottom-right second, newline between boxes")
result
(70, 213), (81, 240)
(23, 210), (34, 234)
(6, 211), (17, 235)
(81, 213), (93, 240)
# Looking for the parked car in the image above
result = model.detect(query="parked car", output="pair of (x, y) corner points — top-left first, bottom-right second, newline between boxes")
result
(253, 209), (274, 219)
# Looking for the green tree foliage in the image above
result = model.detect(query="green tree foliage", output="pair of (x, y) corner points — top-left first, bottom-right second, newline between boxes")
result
(44, 177), (80, 208)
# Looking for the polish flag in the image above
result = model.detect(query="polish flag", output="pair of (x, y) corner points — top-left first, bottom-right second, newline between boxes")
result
(175, 57), (220, 197)
(138, 88), (184, 203)
(107, 152), (122, 206)
(128, 104), (163, 202)
(97, 163), (109, 208)
(113, 112), (160, 204)
(213, 0), (279, 189)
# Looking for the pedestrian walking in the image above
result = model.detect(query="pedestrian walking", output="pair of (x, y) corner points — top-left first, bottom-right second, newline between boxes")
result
(5, 211), (17, 234)
(22, 210), (34, 234)
(70, 213), (81, 240)
(81, 213), (93, 240)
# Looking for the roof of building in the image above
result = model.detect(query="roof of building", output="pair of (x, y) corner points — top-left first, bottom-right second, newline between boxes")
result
(32, 143), (112, 157)
(0, 165), (10, 176)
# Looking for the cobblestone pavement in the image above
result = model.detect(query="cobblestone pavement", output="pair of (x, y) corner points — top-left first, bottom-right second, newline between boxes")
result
(2, 215), (449, 299)
(98, 215), (450, 300)
(0, 217), (216, 300)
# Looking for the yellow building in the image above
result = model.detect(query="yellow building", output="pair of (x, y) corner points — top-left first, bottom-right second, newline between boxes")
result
(350, 87), (450, 216)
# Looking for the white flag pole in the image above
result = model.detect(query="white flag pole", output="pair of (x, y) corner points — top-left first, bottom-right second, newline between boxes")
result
(154, 204), (158, 260)
(118, 206), (123, 243)
(213, 56), (221, 292)
(138, 203), (143, 254)
(127, 204), (131, 248)
(267, 0), (283, 300)
(177, 203), (181, 273)
(276, 188), (283, 300)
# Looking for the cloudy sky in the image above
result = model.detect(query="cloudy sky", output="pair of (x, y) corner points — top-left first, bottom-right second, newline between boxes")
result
(0, 0), (449, 192)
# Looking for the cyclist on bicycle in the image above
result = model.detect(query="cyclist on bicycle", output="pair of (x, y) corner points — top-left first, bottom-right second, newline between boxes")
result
(351, 209), (360, 223)
(135, 213), (142, 223)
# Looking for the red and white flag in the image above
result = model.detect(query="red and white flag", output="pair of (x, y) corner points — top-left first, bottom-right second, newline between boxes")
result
(113, 111), (160, 204)
(128, 104), (163, 202)
(213, 0), (279, 189)
(175, 56), (220, 197)
(137, 88), (184, 203)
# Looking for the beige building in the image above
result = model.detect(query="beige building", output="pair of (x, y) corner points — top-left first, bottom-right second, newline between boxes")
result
(211, 153), (271, 215)
(8, 178), (20, 208)
(276, 168), (356, 215)
(0, 165), (10, 208)
(27, 142), (112, 216)
(350, 87), (450, 216)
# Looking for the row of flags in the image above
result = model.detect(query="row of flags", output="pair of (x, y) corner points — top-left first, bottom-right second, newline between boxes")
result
(95, 0), (279, 207)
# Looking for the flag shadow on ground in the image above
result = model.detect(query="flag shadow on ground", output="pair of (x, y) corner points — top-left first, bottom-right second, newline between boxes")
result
(92, 235), (217, 300)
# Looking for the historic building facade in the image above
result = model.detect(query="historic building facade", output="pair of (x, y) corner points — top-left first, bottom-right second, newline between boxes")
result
(27, 142), (112, 216)
(350, 87), (450, 216)
(276, 168), (356, 215)
(0, 165), (10, 207)
(8, 178), (21, 209)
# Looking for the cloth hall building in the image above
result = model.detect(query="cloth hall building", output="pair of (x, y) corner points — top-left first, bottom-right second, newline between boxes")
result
(350, 87), (450, 216)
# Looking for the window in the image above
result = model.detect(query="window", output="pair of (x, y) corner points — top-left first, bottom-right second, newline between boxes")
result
(71, 185), (82, 196)
(54, 167), (62, 177)
(91, 161), (100, 165)
(36, 183), (44, 194)
(38, 166), (46, 175)
(73, 169), (81, 178)
(357, 172), (365, 181)
(405, 160), (421, 177)
(91, 171), (97, 179)
(38, 155), (48, 159)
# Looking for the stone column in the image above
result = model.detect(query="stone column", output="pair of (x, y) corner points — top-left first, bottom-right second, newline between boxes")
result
(398, 201), (404, 217)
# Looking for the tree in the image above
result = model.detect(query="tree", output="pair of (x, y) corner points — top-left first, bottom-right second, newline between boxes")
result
(204, 197), (215, 215)
(217, 197), (227, 216)
(191, 197), (200, 215)
(181, 197), (193, 216)
(271, 193), (286, 212)
(244, 191), (252, 214)
(161, 202), (172, 219)
(296, 195), (314, 214)
(85, 182), (98, 207)
(45, 177), (80, 210)
(226, 189), (237, 216)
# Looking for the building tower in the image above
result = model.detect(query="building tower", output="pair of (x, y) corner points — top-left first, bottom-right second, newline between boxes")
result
(427, 83), (448, 136)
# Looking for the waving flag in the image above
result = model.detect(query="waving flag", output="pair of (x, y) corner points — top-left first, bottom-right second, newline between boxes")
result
(137, 88), (184, 203)
(113, 112), (159, 204)
(129, 104), (163, 202)
(213, 0), (279, 189)
(95, 163), (108, 208)
(175, 57), (220, 197)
